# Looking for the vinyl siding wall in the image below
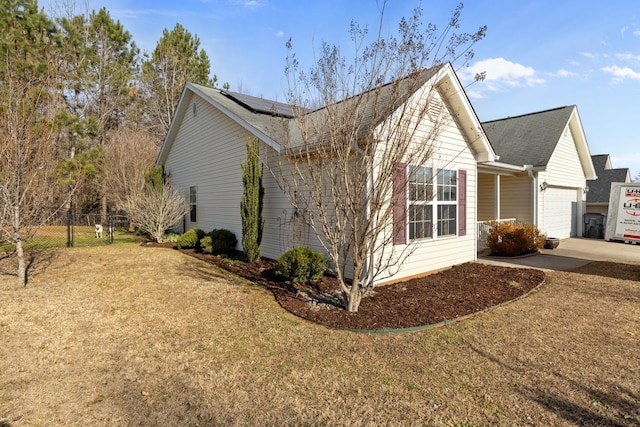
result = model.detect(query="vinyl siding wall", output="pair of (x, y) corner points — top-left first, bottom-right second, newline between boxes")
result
(375, 89), (479, 284)
(477, 173), (497, 221)
(499, 174), (533, 224)
(260, 149), (328, 262)
(163, 96), (295, 259)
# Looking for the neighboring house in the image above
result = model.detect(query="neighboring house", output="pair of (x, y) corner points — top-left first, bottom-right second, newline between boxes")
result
(157, 63), (506, 284)
(586, 154), (630, 215)
(477, 106), (597, 243)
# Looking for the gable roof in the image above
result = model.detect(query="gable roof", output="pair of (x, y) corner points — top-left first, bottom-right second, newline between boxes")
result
(481, 105), (596, 179)
(157, 84), (289, 165)
(587, 154), (631, 203)
(157, 62), (495, 165)
(590, 154), (612, 172)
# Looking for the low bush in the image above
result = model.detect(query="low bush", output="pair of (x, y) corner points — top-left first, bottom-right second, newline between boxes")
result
(487, 221), (546, 257)
(201, 229), (237, 255)
(275, 247), (328, 284)
(161, 232), (181, 243)
(174, 228), (205, 250)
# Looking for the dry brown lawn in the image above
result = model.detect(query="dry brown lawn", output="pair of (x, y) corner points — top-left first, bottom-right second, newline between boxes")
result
(0, 244), (638, 426)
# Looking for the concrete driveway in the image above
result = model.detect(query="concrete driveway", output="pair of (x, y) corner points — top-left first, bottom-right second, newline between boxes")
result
(478, 238), (640, 271)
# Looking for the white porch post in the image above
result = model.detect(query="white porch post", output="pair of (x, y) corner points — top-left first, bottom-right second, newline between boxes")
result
(494, 174), (501, 220)
(525, 165), (539, 227)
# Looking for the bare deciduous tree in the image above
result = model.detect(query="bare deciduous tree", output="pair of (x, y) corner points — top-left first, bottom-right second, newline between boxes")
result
(270, 2), (486, 311)
(0, 1), (77, 285)
(104, 127), (159, 208)
(121, 181), (190, 243)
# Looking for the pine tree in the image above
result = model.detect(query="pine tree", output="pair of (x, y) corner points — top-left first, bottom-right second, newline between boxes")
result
(141, 23), (225, 140)
(56, 7), (139, 221)
(240, 138), (264, 263)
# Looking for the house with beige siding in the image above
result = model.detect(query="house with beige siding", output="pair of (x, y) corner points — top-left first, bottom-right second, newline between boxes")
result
(477, 106), (597, 246)
(157, 62), (506, 284)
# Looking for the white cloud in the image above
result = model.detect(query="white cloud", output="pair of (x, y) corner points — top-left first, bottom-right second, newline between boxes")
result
(581, 52), (597, 60)
(555, 69), (578, 77)
(601, 65), (640, 83)
(615, 52), (640, 62)
(621, 26), (629, 37)
(274, 30), (284, 38)
(460, 58), (545, 95)
(229, 0), (264, 8)
(634, 29), (640, 36)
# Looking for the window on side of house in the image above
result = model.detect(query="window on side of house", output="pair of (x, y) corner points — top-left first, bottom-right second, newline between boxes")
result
(189, 186), (197, 223)
(436, 169), (457, 237)
(408, 165), (433, 240)
(407, 166), (457, 241)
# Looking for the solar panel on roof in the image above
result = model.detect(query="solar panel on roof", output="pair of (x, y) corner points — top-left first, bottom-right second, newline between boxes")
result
(220, 90), (298, 118)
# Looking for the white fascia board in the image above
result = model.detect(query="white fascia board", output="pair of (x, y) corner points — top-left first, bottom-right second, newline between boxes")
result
(568, 107), (597, 180)
(435, 64), (496, 163)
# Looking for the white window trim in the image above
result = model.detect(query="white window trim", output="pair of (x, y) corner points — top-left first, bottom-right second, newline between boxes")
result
(408, 166), (458, 241)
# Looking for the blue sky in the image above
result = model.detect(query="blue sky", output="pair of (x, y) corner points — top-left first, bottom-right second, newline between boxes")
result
(41, 0), (640, 178)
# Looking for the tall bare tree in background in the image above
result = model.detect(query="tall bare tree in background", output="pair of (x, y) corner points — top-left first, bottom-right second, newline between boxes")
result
(272, 2), (486, 311)
(0, 0), (78, 285)
(103, 128), (159, 208)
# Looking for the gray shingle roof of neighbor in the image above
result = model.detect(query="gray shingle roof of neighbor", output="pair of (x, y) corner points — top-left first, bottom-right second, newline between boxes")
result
(481, 105), (576, 167)
(590, 154), (610, 171)
(587, 154), (630, 203)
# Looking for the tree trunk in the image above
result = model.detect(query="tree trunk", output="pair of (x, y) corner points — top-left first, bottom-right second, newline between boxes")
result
(16, 237), (26, 286)
(347, 278), (363, 312)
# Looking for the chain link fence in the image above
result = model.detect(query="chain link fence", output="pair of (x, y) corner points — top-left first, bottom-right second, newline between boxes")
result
(0, 209), (132, 253)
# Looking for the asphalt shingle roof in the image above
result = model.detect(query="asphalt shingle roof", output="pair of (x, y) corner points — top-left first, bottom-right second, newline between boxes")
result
(481, 106), (575, 167)
(189, 65), (445, 150)
(587, 154), (630, 203)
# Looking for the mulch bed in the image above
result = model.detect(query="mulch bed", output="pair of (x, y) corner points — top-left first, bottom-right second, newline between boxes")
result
(144, 242), (546, 330)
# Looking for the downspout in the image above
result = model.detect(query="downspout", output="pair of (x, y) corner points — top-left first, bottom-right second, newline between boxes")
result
(524, 165), (537, 226)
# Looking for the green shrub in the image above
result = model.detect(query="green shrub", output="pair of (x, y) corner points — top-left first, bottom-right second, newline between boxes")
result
(487, 221), (546, 257)
(174, 228), (205, 249)
(275, 247), (328, 284)
(201, 229), (237, 255)
(161, 232), (181, 243)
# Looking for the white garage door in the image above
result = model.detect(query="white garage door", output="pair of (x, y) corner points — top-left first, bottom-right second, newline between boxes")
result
(543, 188), (578, 239)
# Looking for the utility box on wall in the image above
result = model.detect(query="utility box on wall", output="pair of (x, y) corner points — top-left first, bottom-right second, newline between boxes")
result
(604, 182), (640, 243)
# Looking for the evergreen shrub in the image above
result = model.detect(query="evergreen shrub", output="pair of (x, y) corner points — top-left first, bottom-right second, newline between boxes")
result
(201, 229), (237, 255)
(174, 228), (205, 249)
(275, 247), (328, 284)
